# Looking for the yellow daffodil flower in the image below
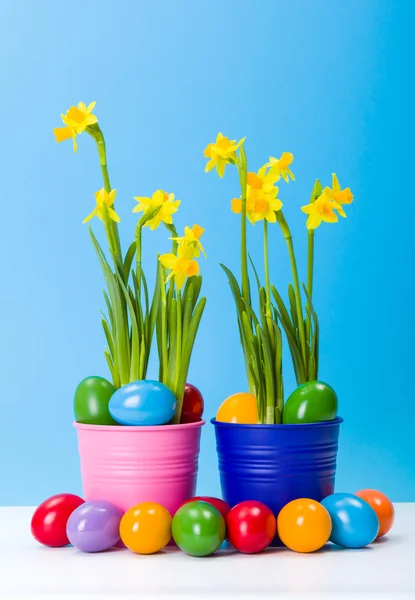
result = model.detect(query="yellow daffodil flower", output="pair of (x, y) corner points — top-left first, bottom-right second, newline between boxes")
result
(322, 173), (353, 217)
(133, 190), (180, 230)
(301, 193), (343, 229)
(232, 185), (283, 224)
(247, 164), (280, 194)
(53, 101), (98, 153)
(83, 188), (120, 224)
(204, 132), (246, 178)
(266, 152), (295, 183)
(159, 242), (200, 289)
(171, 224), (206, 257)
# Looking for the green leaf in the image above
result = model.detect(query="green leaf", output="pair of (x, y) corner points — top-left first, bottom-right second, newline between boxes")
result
(103, 291), (114, 329)
(166, 297), (178, 390)
(220, 263), (244, 316)
(271, 285), (295, 338)
(89, 228), (130, 385)
(135, 264), (150, 320)
(131, 272), (144, 334)
(272, 301), (307, 384)
(148, 259), (161, 354)
(123, 241), (136, 281)
(183, 275), (202, 313)
(182, 284), (194, 343)
(104, 350), (119, 388)
(101, 318), (115, 361)
(257, 324), (275, 421)
(303, 284), (320, 378)
(288, 284), (299, 341)
(176, 296), (207, 405)
(248, 254), (261, 293)
(310, 178), (323, 203)
(116, 271), (141, 382)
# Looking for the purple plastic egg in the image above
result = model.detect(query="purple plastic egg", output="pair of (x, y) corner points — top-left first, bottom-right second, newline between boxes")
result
(66, 500), (123, 552)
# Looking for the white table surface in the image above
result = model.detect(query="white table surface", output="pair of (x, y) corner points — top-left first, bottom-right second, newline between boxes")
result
(1, 504), (413, 600)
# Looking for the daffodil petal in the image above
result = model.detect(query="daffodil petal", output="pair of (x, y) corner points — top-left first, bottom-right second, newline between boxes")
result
(53, 126), (73, 142)
(159, 253), (177, 270)
(83, 207), (98, 223)
(187, 260), (200, 277)
(108, 208), (120, 223)
(175, 272), (187, 289)
(307, 213), (322, 229)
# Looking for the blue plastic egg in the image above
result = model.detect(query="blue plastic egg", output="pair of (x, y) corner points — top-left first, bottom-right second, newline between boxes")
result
(109, 380), (176, 426)
(321, 493), (379, 548)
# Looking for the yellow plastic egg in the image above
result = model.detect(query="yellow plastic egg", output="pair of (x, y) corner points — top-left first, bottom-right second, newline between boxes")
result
(216, 393), (258, 424)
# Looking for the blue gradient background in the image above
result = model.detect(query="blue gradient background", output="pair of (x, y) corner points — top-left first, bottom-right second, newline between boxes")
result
(1, 0), (414, 505)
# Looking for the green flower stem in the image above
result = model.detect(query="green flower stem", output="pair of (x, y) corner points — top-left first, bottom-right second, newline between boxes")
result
(305, 229), (315, 346)
(277, 211), (307, 367)
(238, 147), (250, 305)
(307, 229), (314, 298)
(263, 220), (272, 317)
(173, 289), (182, 418)
(87, 125), (123, 273)
(135, 223), (142, 297)
(159, 269), (168, 381)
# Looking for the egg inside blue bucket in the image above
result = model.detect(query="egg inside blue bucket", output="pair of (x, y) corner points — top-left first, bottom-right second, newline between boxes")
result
(109, 380), (176, 426)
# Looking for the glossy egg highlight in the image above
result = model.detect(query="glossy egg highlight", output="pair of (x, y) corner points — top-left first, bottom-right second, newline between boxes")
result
(66, 500), (123, 552)
(277, 498), (332, 552)
(109, 380), (176, 426)
(283, 380), (338, 424)
(216, 392), (258, 424)
(172, 501), (226, 557)
(321, 493), (379, 548)
(355, 489), (395, 538)
(120, 502), (172, 554)
(180, 383), (204, 423)
(74, 376), (117, 425)
(31, 493), (85, 547)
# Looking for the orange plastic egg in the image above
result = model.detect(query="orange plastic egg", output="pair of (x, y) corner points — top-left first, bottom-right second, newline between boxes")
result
(277, 498), (332, 553)
(216, 393), (258, 424)
(355, 489), (395, 538)
(120, 502), (172, 554)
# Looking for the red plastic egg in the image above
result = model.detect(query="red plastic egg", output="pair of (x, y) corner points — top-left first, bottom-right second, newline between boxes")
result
(31, 493), (84, 547)
(181, 496), (231, 520)
(227, 500), (276, 553)
(180, 383), (204, 423)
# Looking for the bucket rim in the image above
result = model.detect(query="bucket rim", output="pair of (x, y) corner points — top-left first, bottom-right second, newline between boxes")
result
(74, 419), (205, 432)
(210, 416), (343, 429)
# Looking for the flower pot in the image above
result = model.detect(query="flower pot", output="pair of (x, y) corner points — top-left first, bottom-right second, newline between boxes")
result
(212, 417), (342, 519)
(74, 420), (204, 514)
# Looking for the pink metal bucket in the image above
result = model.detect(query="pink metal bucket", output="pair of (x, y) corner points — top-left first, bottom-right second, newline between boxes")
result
(74, 420), (204, 514)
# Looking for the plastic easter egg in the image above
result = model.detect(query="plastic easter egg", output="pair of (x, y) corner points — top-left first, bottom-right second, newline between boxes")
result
(172, 501), (226, 556)
(66, 500), (123, 552)
(283, 380), (338, 424)
(216, 392), (258, 424)
(109, 380), (176, 426)
(74, 376), (117, 425)
(181, 496), (231, 520)
(180, 383), (204, 423)
(355, 489), (395, 538)
(120, 502), (172, 554)
(226, 500), (276, 553)
(277, 498), (332, 552)
(321, 493), (379, 548)
(31, 493), (84, 547)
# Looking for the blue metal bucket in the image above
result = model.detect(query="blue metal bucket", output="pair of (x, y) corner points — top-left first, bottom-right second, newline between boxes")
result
(212, 417), (342, 523)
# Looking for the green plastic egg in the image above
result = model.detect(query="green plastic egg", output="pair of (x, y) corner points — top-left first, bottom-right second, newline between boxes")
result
(74, 376), (117, 425)
(282, 380), (338, 425)
(172, 501), (226, 557)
